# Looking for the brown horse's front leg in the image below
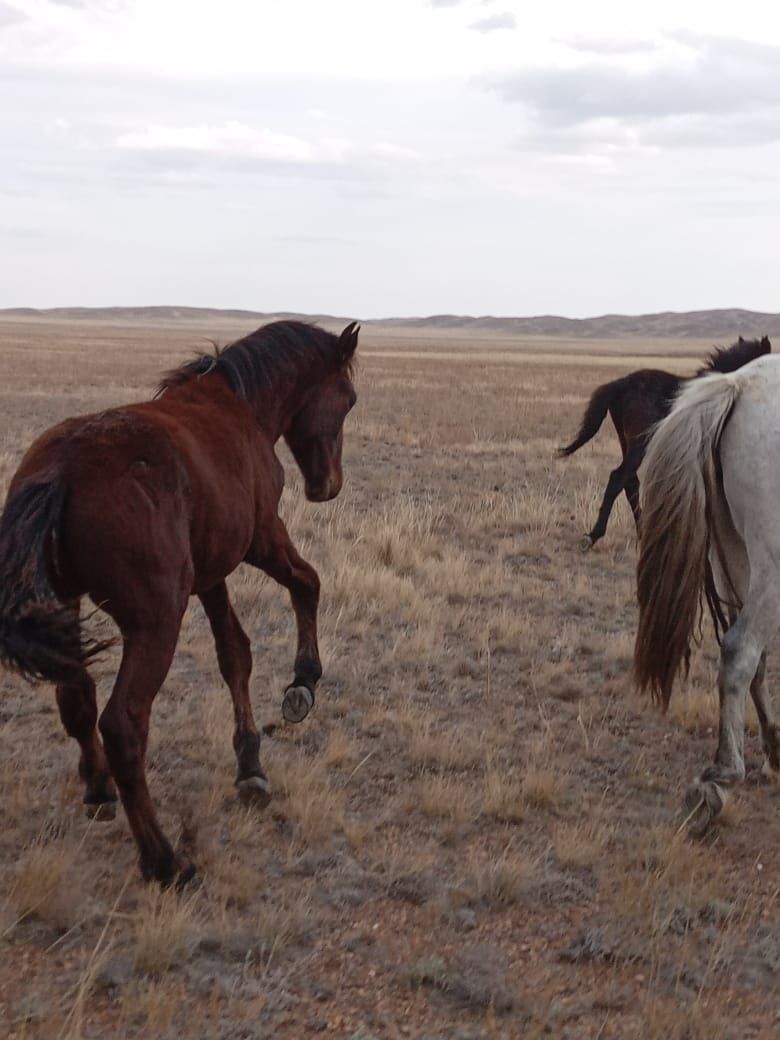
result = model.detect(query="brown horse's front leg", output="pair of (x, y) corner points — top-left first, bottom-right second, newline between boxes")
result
(246, 518), (321, 723)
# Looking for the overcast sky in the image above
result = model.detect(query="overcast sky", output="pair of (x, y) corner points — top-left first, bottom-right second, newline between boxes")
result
(2, 0), (780, 317)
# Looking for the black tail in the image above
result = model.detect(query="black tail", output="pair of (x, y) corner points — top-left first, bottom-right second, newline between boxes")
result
(558, 378), (625, 457)
(0, 478), (109, 683)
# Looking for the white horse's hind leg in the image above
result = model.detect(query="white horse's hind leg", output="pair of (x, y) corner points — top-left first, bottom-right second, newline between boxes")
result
(685, 592), (780, 834)
(749, 653), (780, 780)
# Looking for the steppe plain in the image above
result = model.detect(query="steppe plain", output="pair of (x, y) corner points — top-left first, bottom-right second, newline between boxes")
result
(0, 315), (778, 1039)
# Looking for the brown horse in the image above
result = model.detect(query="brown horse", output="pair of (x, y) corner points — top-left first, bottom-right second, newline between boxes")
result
(558, 336), (771, 550)
(0, 319), (359, 885)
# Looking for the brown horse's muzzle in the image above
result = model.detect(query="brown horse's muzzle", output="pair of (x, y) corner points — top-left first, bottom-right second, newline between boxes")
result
(305, 472), (342, 502)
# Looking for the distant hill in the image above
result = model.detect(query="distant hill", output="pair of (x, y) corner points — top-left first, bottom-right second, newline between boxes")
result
(1, 305), (778, 339)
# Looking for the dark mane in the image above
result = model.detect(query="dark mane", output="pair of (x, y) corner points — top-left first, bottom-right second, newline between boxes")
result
(698, 335), (771, 376)
(157, 320), (355, 398)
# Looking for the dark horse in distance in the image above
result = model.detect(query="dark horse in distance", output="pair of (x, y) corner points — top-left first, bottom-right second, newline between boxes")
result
(0, 320), (359, 885)
(558, 336), (771, 550)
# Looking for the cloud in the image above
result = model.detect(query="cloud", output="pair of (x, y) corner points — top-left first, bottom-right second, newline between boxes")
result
(469, 12), (515, 33)
(116, 122), (321, 164)
(486, 34), (780, 153)
(113, 120), (421, 184)
(563, 35), (660, 55)
(0, 2), (26, 28)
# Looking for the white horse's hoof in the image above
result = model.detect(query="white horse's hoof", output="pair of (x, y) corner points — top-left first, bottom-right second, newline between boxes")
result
(579, 534), (594, 553)
(236, 775), (271, 809)
(683, 780), (727, 837)
(282, 685), (314, 724)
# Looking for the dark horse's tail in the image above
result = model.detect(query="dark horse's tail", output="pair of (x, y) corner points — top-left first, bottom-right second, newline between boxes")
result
(0, 478), (108, 683)
(557, 377), (625, 457)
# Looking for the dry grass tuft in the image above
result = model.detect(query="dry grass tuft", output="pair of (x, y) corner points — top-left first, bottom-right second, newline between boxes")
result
(417, 772), (477, 824)
(553, 819), (611, 871)
(522, 761), (564, 810)
(481, 766), (526, 824)
(6, 829), (83, 933)
(464, 847), (535, 907)
(275, 750), (346, 847)
(254, 886), (315, 962)
(133, 889), (200, 976)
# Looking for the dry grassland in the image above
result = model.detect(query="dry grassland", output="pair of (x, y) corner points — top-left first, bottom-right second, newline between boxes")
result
(0, 318), (779, 1039)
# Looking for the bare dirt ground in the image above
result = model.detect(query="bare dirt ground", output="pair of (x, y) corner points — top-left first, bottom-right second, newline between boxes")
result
(0, 318), (778, 1039)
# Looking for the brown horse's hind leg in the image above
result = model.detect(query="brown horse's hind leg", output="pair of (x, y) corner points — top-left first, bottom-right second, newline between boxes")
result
(583, 445), (643, 550)
(199, 582), (269, 807)
(749, 652), (780, 779)
(56, 666), (117, 819)
(246, 517), (321, 724)
(98, 623), (193, 885)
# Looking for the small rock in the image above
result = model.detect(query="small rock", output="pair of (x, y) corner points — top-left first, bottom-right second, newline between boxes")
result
(95, 955), (133, 991)
(452, 908), (477, 932)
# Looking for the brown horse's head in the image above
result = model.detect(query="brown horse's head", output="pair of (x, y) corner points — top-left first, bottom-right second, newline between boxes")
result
(285, 322), (359, 501)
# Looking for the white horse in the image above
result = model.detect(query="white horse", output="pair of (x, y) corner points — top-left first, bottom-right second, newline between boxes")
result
(634, 352), (780, 834)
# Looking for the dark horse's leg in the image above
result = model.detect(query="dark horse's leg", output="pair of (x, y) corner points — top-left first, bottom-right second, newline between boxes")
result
(98, 620), (193, 886)
(55, 613), (117, 817)
(624, 470), (642, 532)
(246, 517), (321, 724)
(583, 445), (643, 550)
(199, 581), (269, 806)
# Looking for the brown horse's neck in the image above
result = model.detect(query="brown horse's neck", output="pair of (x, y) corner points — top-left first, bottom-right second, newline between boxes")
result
(159, 367), (317, 442)
(243, 367), (324, 442)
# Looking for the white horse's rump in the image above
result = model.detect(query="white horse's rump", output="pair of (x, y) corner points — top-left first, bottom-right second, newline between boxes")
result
(634, 353), (780, 833)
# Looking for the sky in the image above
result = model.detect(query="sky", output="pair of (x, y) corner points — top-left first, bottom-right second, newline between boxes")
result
(2, 0), (780, 318)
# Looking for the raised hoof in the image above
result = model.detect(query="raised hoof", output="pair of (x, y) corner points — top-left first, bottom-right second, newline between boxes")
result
(579, 534), (594, 553)
(236, 774), (272, 810)
(682, 780), (727, 837)
(282, 684), (314, 724)
(84, 799), (117, 822)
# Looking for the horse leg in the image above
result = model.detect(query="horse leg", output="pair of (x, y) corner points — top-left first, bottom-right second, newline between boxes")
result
(582, 463), (628, 551)
(199, 582), (269, 807)
(624, 469), (642, 533)
(98, 622), (193, 885)
(56, 664), (117, 820)
(748, 652), (780, 780)
(684, 595), (779, 834)
(246, 517), (321, 723)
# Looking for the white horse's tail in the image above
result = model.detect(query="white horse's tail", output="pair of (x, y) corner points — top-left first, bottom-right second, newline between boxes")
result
(634, 372), (742, 708)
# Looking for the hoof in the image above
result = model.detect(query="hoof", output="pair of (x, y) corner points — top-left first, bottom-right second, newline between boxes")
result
(85, 799), (117, 822)
(579, 534), (594, 553)
(236, 774), (272, 810)
(282, 684), (314, 724)
(174, 858), (197, 891)
(145, 854), (197, 889)
(682, 780), (726, 837)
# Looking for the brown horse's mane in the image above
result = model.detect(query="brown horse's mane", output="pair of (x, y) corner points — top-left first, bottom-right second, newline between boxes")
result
(697, 335), (771, 377)
(157, 320), (355, 400)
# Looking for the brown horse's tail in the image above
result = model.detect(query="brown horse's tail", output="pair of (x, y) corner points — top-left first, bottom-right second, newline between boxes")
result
(557, 377), (625, 457)
(0, 477), (108, 683)
(634, 373), (741, 708)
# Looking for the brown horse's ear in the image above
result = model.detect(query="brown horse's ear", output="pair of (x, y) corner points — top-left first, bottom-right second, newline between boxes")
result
(738, 335), (744, 343)
(339, 321), (360, 360)
(762, 335), (771, 351)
